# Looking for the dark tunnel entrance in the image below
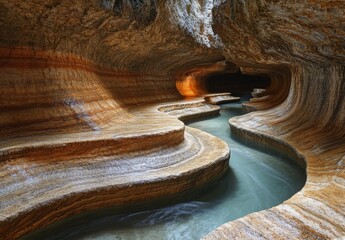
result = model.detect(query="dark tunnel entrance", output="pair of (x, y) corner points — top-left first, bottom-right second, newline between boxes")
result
(205, 71), (271, 97)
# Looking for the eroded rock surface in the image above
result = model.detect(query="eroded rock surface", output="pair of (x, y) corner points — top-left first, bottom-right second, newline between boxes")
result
(0, 1), (230, 238)
(204, 1), (345, 239)
(0, 0), (344, 239)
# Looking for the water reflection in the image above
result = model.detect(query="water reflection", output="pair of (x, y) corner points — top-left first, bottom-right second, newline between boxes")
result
(22, 102), (306, 240)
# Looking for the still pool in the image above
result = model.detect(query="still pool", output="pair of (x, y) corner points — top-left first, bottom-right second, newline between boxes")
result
(22, 102), (306, 240)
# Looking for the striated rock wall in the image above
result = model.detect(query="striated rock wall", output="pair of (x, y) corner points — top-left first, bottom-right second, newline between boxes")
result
(0, 0), (223, 137)
(205, 1), (345, 239)
(240, 65), (291, 111)
(1, 0), (344, 239)
(213, 0), (345, 109)
(0, 1), (229, 238)
(176, 61), (238, 97)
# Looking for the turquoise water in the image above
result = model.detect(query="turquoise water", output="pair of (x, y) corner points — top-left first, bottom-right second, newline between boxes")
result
(22, 102), (306, 240)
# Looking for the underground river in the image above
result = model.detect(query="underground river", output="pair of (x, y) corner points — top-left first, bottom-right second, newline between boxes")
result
(22, 101), (306, 240)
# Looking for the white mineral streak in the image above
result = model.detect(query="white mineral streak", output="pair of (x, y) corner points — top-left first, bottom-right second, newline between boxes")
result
(169, 0), (222, 48)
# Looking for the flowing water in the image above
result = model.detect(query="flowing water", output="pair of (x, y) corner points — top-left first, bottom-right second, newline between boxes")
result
(22, 102), (306, 240)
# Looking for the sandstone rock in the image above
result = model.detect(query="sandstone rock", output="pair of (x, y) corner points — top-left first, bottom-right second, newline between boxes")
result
(204, 1), (345, 239)
(0, 0), (344, 239)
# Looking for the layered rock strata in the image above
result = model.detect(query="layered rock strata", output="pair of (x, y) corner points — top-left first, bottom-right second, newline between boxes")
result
(1, 0), (344, 239)
(0, 99), (229, 239)
(0, 1), (229, 239)
(158, 99), (220, 121)
(205, 1), (345, 239)
(205, 65), (345, 240)
(176, 62), (238, 97)
(240, 66), (291, 112)
(204, 92), (240, 105)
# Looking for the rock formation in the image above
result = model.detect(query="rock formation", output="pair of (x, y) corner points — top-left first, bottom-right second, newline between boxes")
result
(204, 1), (345, 239)
(0, 0), (344, 239)
(0, 1), (230, 238)
(204, 92), (240, 105)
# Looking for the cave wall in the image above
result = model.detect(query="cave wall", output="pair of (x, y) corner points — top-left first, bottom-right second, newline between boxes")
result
(0, 0), (344, 239)
(212, 1), (344, 110)
(211, 0), (345, 152)
(204, 1), (345, 238)
(0, 1), (230, 238)
(0, 0), (223, 138)
(175, 61), (239, 97)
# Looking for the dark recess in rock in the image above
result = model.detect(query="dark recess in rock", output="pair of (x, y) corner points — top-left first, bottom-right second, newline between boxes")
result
(205, 71), (270, 96)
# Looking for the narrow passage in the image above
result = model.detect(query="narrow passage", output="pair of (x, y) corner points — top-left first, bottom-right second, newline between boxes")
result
(23, 102), (306, 240)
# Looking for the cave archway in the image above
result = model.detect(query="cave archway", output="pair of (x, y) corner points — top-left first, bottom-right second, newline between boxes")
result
(205, 71), (271, 98)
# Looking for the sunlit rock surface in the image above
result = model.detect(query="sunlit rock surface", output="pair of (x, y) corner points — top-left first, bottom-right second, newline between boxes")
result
(176, 61), (238, 97)
(0, 0), (344, 239)
(0, 1), (229, 238)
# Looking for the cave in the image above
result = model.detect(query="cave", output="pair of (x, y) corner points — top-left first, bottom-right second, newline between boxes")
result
(205, 71), (271, 97)
(0, 1), (344, 240)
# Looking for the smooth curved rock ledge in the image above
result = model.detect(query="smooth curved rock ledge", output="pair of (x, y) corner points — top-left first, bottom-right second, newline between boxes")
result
(158, 98), (220, 121)
(204, 93), (240, 105)
(203, 113), (345, 239)
(207, 3), (345, 237)
(251, 89), (267, 98)
(0, 100), (229, 240)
